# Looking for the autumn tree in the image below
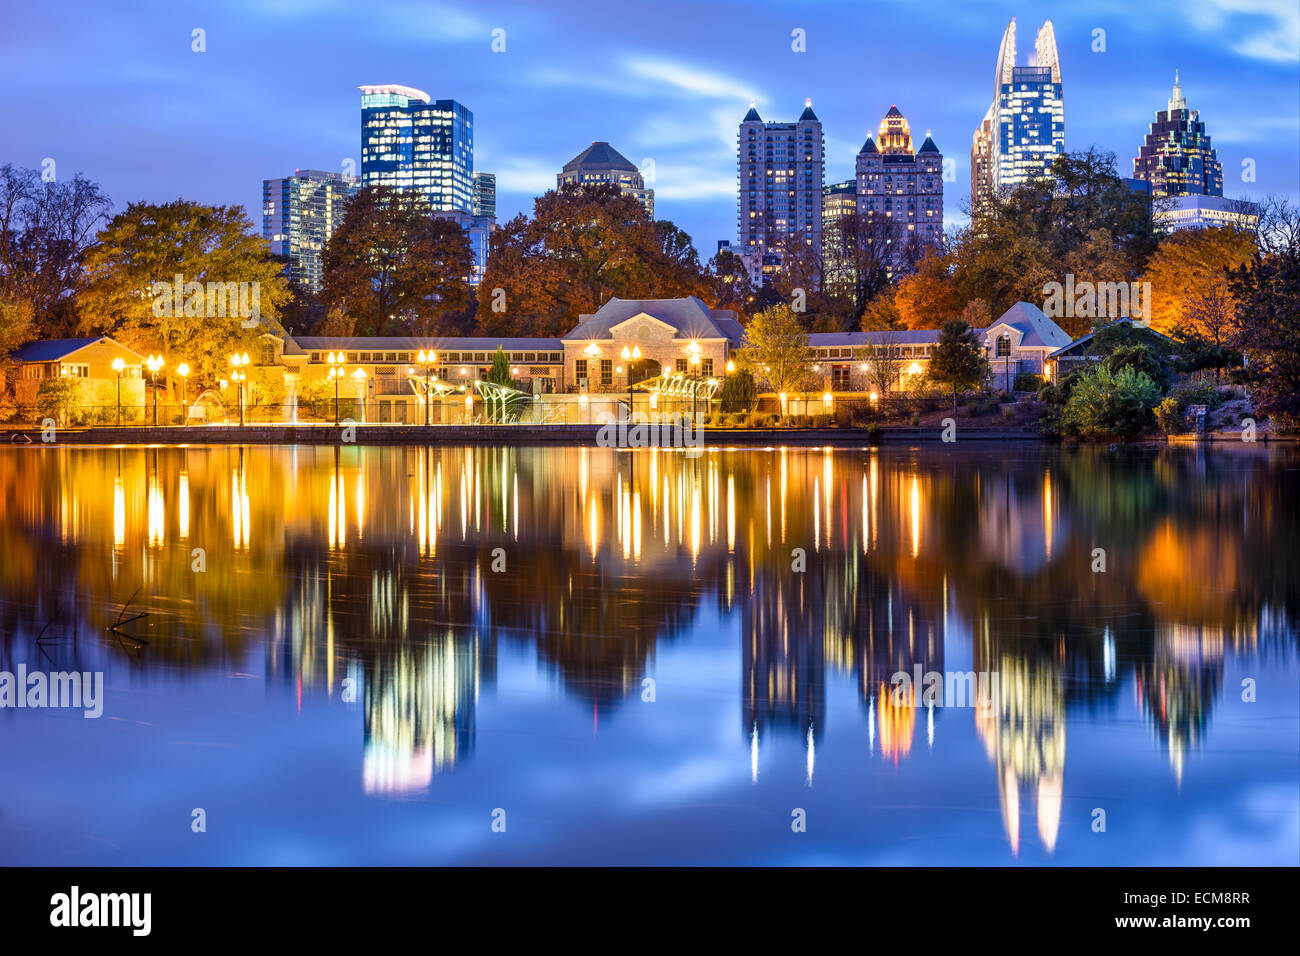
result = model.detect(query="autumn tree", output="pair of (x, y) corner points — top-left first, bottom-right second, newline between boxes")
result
(705, 248), (755, 319)
(860, 287), (903, 331)
(1228, 202), (1300, 432)
(79, 200), (289, 384)
(322, 186), (474, 336)
(895, 252), (963, 329)
(477, 183), (705, 337)
(1142, 226), (1256, 337)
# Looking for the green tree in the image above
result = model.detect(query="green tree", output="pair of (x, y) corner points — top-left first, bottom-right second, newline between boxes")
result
(79, 200), (289, 384)
(738, 304), (814, 398)
(1060, 364), (1161, 440)
(1103, 343), (1170, 393)
(926, 318), (989, 407)
(718, 369), (757, 412)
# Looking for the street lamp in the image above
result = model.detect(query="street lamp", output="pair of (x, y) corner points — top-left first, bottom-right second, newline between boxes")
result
(621, 345), (641, 416)
(111, 357), (125, 426)
(229, 352), (249, 426)
(145, 354), (164, 426)
(327, 351), (344, 425)
(176, 362), (190, 422)
(417, 349), (437, 425)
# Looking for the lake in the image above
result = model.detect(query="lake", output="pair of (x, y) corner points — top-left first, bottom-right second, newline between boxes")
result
(0, 442), (1296, 865)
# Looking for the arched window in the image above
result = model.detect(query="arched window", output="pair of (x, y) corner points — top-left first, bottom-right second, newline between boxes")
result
(996, 334), (1011, 358)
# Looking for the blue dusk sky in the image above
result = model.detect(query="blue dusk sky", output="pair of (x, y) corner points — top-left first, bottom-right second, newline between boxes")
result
(3, 0), (1298, 252)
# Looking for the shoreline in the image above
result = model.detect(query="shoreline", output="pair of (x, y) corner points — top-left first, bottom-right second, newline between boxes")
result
(3, 423), (1047, 446)
(2, 423), (1291, 447)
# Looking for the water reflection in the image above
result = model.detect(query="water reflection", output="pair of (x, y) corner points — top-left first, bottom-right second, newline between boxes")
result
(0, 443), (1296, 863)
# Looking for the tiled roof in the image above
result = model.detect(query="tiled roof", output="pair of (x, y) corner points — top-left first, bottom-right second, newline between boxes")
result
(288, 336), (564, 353)
(987, 302), (1072, 349)
(564, 297), (742, 343)
(9, 337), (132, 362)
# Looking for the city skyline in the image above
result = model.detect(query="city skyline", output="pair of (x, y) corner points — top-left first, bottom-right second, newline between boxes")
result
(4, 0), (1297, 252)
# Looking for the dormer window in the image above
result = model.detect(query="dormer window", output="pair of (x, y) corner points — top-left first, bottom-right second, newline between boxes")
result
(996, 334), (1011, 358)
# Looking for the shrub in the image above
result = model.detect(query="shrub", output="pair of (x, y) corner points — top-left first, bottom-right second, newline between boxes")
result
(812, 413), (832, 428)
(1000, 404), (1018, 420)
(1103, 343), (1170, 393)
(909, 413), (922, 426)
(1061, 364), (1161, 440)
(1012, 372), (1041, 392)
(718, 369), (758, 413)
(34, 378), (82, 426)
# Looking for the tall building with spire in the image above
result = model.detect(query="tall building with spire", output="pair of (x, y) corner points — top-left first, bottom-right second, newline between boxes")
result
(557, 142), (654, 218)
(738, 100), (825, 287)
(855, 105), (944, 275)
(971, 19), (1064, 212)
(1133, 73), (1224, 198)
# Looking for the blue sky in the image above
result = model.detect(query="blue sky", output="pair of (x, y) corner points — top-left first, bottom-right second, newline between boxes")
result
(4, 0), (1298, 254)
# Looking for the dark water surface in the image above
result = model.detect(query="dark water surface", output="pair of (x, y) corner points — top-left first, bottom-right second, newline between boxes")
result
(1, 443), (1296, 865)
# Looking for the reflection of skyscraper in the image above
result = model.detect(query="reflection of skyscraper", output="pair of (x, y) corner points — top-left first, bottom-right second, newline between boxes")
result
(971, 19), (1064, 211)
(362, 633), (479, 795)
(743, 574), (825, 752)
(973, 648), (1065, 856)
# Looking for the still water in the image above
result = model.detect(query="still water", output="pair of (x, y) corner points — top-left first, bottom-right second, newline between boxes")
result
(1, 443), (1296, 865)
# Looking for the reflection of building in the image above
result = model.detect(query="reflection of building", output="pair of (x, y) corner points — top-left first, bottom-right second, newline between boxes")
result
(262, 169), (359, 293)
(973, 650), (1066, 856)
(738, 100), (825, 286)
(557, 142), (653, 219)
(1133, 73), (1223, 199)
(971, 19), (1064, 211)
(855, 105), (944, 273)
(1136, 624), (1223, 782)
(363, 634), (479, 795)
(359, 84), (474, 213)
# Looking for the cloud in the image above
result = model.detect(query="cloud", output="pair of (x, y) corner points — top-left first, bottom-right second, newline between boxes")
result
(625, 57), (760, 102)
(490, 158), (556, 194)
(1189, 0), (1300, 63)
(654, 172), (737, 201)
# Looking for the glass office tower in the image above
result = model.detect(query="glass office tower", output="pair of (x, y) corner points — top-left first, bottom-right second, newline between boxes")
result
(1133, 73), (1224, 198)
(262, 169), (359, 293)
(359, 84), (474, 214)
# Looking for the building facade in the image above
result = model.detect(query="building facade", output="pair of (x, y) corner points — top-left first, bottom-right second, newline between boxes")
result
(557, 142), (654, 218)
(359, 84), (474, 213)
(1132, 73), (1224, 199)
(8, 337), (145, 412)
(430, 210), (496, 287)
(971, 20), (1065, 211)
(821, 181), (857, 299)
(738, 100), (825, 286)
(855, 106), (944, 275)
(473, 172), (497, 219)
(1153, 194), (1259, 233)
(262, 169), (359, 294)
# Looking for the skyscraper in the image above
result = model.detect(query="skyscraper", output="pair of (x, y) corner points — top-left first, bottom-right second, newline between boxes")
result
(971, 19), (1064, 211)
(474, 172), (497, 220)
(855, 105), (944, 274)
(557, 142), (654, 218)
(1133, 73), (1224, 198)
(738, 100), (825, 287)
(359, 84), (474, 213)
(821, 181), (857, 299)
(262, 169), (359, 294)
